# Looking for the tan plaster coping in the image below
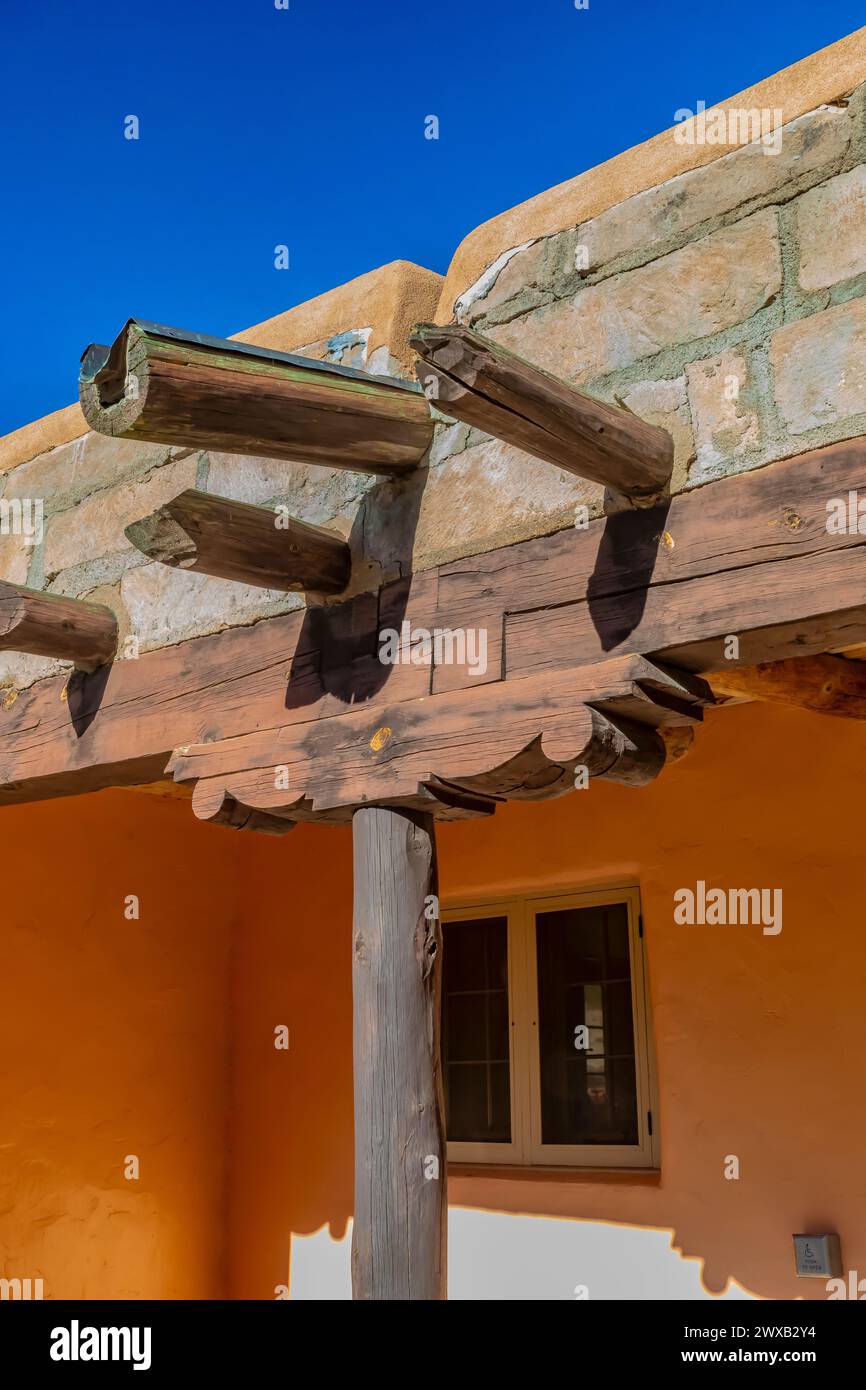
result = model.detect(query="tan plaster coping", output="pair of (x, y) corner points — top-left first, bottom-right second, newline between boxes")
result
(0, 260), (443, 475)
(435, 24), (866, 320)
(232, 259), (442, 371)
(0, 402), (89, 478)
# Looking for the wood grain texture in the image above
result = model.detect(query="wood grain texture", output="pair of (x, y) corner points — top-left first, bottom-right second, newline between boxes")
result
(708, 653), (866, 719)
(435, 438), (866, 615)
(166, 656), (707, 821)
(506, 545), (866, 678)
(410, 321), (673, 502)
(1, 440), (865, 815)
(125, 488), (351, 594)
(189, 780), (297, 834)
(0, 582), (117, 672)
(80, 321), (433, 476)
(351, 807), (445, 1300)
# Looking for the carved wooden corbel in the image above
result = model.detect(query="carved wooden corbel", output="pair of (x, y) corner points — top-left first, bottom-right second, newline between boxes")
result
(167, 656), (713, 832)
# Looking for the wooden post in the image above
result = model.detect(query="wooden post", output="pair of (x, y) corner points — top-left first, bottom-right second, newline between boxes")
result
(351, 806), (446, 1300)
(125, 488), (351, 594)
(0, 582), (117, 671)
(411, 321), (673, 503)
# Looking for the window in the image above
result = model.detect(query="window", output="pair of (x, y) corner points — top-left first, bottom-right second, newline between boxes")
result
(442, 887), (658, 1168)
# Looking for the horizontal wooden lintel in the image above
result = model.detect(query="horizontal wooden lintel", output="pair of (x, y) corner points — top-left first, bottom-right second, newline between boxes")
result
(708, 653), (866, 719)
(1, 439), (865, 822)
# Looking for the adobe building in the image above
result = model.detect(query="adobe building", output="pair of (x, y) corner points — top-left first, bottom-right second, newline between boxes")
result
(1, 26), (865, 1300)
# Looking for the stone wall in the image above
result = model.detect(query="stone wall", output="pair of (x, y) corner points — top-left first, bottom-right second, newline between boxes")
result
(424, 85), (866, 553)
(2, 34), (865, 697)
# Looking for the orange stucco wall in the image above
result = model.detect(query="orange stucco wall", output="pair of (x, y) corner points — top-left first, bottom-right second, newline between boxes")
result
(0, 790), (241, 1299)
(2, 699), (865, 1299)
(227, 699), (866, 1300)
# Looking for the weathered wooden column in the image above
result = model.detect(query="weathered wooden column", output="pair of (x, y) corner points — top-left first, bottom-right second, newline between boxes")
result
(351, 806), (447, 1300)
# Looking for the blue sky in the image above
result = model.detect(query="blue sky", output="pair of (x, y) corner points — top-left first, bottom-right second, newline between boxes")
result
(1, 0), (863, 435)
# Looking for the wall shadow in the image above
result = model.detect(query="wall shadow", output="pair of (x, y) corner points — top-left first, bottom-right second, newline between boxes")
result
(586, 498), (670, 651)
(285, 466), (428, 714)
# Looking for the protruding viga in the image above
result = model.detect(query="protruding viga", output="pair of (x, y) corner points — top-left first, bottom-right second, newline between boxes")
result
(80, 319), (434, 475)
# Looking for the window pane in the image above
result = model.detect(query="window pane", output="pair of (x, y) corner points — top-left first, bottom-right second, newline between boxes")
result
(536, 903), (639, 1146)
(606, 980), (637, 1056)
(442, 916), (510, 1143)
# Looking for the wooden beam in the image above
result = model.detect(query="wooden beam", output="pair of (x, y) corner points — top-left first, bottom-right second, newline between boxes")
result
(167, 656), (705, 822)
(708, 654), (866, 719)
(1, 440), (865, 813)
(351, 806), (445, 1299)
(188, 781), (297, 834)
(410, 321), (673, 503)
(80, 319), (433, 476)
(0, 582), (117, 672)
(506, 545), (866, 678)
(434, 439), (866, 617)
(125, 488), (351, 595)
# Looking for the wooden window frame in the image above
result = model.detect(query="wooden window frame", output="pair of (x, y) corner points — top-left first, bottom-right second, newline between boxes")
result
(443, 885), (659, 1171)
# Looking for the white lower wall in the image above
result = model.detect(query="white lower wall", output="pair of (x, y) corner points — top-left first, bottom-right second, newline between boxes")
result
(289, 1210), (757, 1301)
